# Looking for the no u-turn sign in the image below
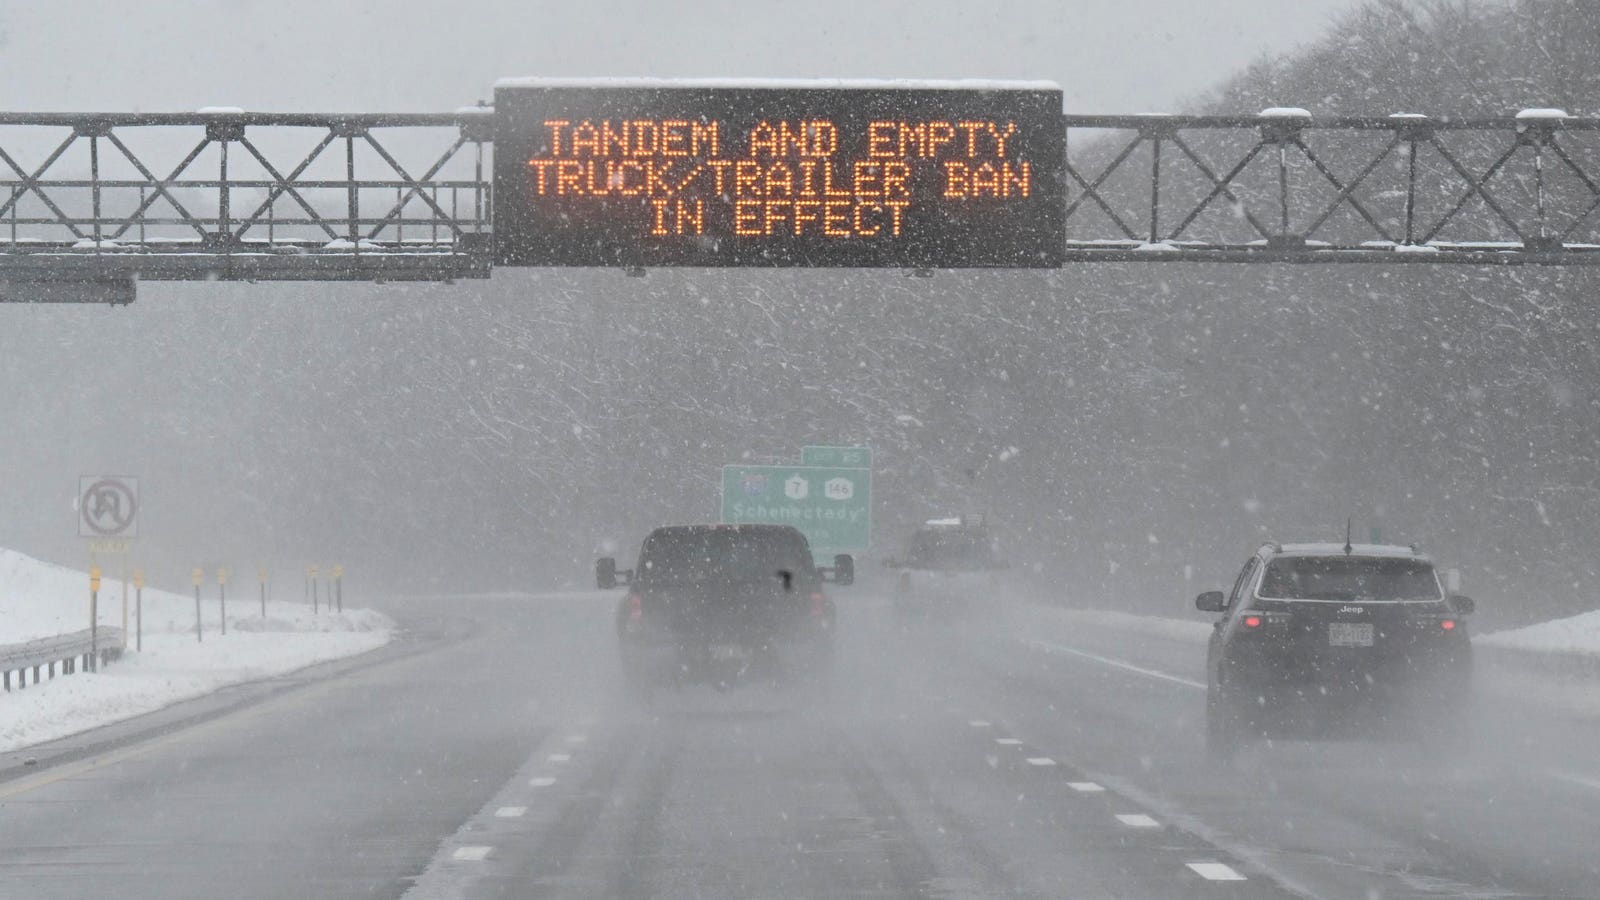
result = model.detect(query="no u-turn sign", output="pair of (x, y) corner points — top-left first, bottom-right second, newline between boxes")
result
(78, 476), (139, 538)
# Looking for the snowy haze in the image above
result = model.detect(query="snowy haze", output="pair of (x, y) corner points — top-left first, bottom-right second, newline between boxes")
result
(0, 1), (1359, 114)
(6, 0), (1599, 632)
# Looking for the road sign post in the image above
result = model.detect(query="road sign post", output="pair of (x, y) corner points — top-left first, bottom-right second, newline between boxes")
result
(191, 567), (203, 642)
(133, 568), (144, 652)
(721, 464), (871, 561)
(218, 568), (228, 636)
(88, 566), (101, 672)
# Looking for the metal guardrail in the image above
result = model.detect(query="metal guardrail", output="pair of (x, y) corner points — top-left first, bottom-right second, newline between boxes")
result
(1, 626), (125, 690)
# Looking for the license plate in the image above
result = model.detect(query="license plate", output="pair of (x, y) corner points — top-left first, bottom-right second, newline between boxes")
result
(1329, 622), (1375, 647)
(709, 644), (750, 661)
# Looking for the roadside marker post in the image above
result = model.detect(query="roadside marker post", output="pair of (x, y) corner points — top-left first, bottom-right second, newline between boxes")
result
(88, 566), (101, 672)
(218, 567), (229, 636)
(309, 565), (320, 614)
(191, 567), (203, 642)
(258, 566), (267, 618)
(133, 568), (144, 652)
(333, 564), (344, 613)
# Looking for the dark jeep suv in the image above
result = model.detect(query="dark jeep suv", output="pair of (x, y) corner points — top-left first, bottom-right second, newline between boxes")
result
(1197, 542), (1474, 757)
(597, 524), (851, 698)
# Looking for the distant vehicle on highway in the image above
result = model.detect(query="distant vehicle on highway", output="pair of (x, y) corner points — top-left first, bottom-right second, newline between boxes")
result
(1196, 541), (1474, 758)
(596, 524), (851, 699)
(886, 516), (1009, 619)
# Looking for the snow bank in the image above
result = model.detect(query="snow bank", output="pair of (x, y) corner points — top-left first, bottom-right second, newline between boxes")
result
(0, 547), (392, 753)
(1479, 609), (1600, 657)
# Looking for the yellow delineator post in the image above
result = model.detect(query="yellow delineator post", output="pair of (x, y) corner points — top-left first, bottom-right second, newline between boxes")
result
(133, 568), (145, 652)
(192, 567), (204, 642)
(89, 566), (102, 672)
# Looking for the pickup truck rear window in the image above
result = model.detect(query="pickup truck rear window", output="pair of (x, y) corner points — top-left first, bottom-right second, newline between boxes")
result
(906, 530), (994, 570)
(638, 529), (811, 582)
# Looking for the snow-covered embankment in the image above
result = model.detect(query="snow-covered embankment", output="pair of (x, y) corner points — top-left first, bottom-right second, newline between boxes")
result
(0, 547), (391, 752)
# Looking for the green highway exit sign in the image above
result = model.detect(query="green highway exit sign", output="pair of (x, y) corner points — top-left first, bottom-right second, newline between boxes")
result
(722, 464), (871, 553)
(800, 445), (873, 468)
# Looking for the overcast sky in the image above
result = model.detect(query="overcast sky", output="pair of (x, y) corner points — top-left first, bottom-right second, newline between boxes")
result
(0, 1), (1362, 113)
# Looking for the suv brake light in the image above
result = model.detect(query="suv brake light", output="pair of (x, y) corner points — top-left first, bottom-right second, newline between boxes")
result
(810, 591), (828, 626)
(627, 592), (644, 624)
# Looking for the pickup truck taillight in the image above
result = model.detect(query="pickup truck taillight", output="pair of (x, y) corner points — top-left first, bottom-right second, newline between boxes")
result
(627, 592), (644, 625)
(810, 592), (828, 626)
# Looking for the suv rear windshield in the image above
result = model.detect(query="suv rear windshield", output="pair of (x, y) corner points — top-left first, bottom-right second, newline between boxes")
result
(906, 528), (994, 570)
(638, 528), (812, 582)
(1258, 557), (1443, 602)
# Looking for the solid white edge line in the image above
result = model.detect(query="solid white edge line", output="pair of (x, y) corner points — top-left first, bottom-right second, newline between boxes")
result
(1115, 813), (1160, 828)
(452, 846), (493, 861)
(1187, 861), (1246, 881)
(494, 806), (527, 818)
(1022, 638), (1207, 690)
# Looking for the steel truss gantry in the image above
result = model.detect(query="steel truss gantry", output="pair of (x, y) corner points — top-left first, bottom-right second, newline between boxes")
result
(0, 110), (492, 303)
(1060, 112), (1600, 264)
(5, 108), (1600, 303)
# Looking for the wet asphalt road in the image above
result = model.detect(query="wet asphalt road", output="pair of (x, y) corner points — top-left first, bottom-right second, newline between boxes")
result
(1, 587), (1599, 898)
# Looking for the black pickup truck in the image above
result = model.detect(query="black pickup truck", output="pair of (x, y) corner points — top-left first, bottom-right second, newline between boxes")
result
(597, 524), (852, 697)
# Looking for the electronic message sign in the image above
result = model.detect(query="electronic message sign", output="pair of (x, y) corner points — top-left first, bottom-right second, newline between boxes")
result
(493, 79), (1065, 269)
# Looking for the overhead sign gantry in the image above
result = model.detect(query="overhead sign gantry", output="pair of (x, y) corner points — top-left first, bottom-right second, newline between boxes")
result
(5, 81), (1600, 303)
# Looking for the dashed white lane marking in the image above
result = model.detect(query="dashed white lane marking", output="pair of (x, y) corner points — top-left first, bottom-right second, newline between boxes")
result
(1025, 757), (1057, 767)
(1187, 861), (1246, 881)
(566, 734), (588, 744)
(452, 846), (493, 861)
(994, 738), (1023, 746)
(969, 719), (992, 728)
(1549, 770), (1600, 793)
(1115, 813), (1160, 828)
(1068, 782), (1105, 793)
(529, 777), (557, 787)
(548, 753), (572, 763)
(1021, 638), (1207, 690)
(494, 806), (527, 818)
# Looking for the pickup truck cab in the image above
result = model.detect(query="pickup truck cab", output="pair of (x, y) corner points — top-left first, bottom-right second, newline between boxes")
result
(597, 524), (851, 698)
